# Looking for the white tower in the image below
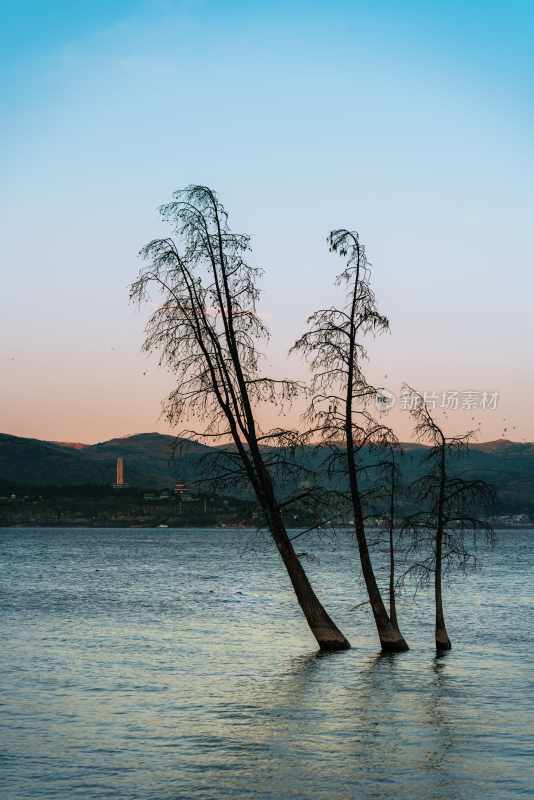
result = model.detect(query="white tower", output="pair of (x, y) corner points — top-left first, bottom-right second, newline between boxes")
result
(112, 456), (128, 488)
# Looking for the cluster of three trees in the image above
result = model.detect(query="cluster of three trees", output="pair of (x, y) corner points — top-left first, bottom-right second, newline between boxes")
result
(130, 185), (486, 654)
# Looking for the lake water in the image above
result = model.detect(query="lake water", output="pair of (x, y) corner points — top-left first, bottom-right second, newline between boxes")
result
(1, 527), (533, 799)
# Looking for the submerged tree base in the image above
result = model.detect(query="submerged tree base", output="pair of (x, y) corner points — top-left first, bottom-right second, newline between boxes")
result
(380, 637), (410, 653)
(436, 625), (452, 651)
(314, 626), (351, 651)
(377, 619), (410, 652)
(318, 638), (352, 652)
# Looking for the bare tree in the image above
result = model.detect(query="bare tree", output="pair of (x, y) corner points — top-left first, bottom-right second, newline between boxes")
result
(402, 387), (495, 651)
(130, 185), (350, 651)
(292, 229), (409, 652)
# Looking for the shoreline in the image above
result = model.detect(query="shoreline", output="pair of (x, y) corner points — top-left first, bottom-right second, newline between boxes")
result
(2, 523), (533, 531)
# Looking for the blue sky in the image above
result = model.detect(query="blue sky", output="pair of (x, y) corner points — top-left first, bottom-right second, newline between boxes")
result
(2, 1), (533, 442)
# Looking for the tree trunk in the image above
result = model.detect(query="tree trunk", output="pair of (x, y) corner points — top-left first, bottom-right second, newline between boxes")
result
(435, 525), (451, 651)
(226, 419), (350, 653)
(269, 511), (350, 651)
(241, 436), (350, 652)
(388, 523), (398, 628)
(388, 463), (398, 628)
(347, 446), (408, 652)
(355, 518), (408, 651)
(435, 446), (451, 651)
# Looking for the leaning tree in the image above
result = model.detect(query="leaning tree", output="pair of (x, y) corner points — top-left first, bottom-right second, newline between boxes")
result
(130, 185), (350, 651)
(402, 387), (495, 651)
(292, 229), (409, 652)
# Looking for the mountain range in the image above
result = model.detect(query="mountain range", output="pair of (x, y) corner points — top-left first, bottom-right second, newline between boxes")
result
(1, 432), (533, 514)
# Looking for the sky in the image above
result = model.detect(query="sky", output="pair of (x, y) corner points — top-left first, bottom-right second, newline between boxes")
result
(2, 0), (533, 444)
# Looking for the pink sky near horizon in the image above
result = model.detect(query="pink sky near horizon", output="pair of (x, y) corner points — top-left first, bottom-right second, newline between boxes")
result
(2, 307), (529, 446)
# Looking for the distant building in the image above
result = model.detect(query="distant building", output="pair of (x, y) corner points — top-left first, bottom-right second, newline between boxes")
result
(112, 456), (128, 488)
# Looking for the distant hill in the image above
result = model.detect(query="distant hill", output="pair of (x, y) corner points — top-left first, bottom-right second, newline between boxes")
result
(1, 432), (533, 514)
(0, 432), (207, 489)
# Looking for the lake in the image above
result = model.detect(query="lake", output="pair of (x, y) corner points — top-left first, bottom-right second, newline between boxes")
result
(1, 527), (533, 799)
